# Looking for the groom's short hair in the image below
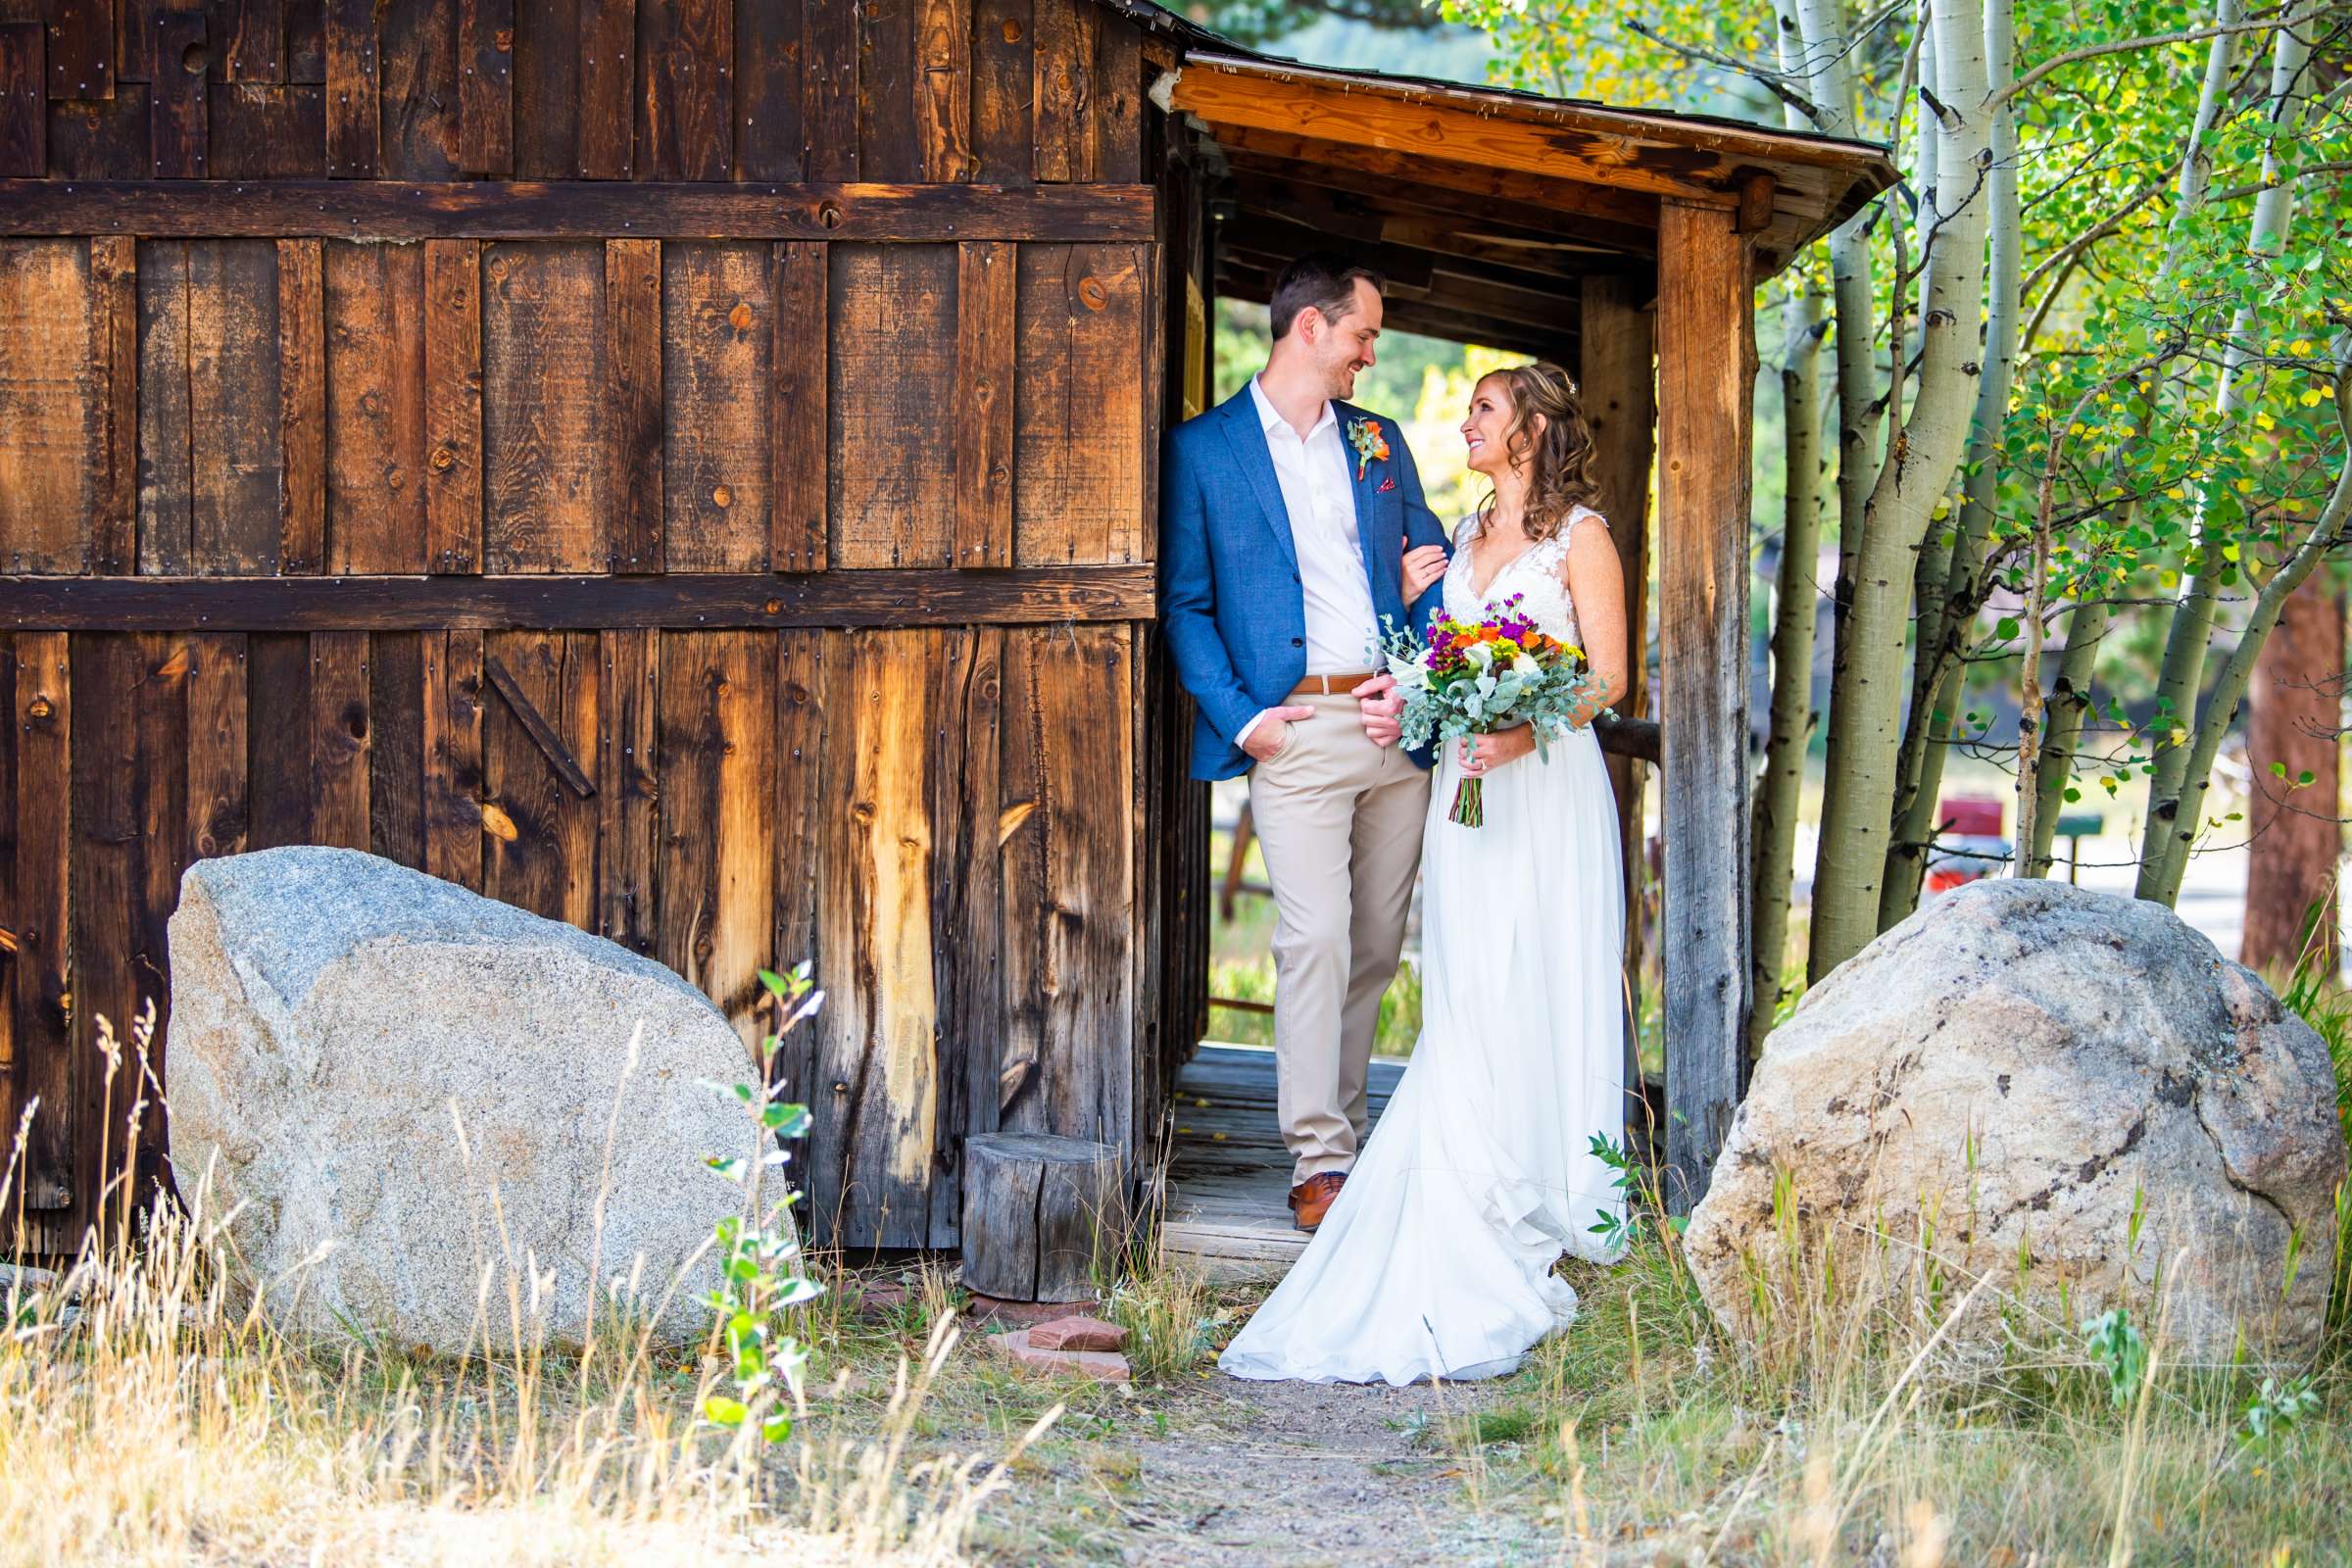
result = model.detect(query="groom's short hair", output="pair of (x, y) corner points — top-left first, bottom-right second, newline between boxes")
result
(1269, 253), (1385, 340)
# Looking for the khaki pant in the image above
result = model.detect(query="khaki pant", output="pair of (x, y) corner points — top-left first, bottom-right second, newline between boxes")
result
(1247, 693), (1430, 1186)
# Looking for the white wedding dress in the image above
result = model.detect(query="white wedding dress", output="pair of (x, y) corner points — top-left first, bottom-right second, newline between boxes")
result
(1218, 506), (1628, 1386)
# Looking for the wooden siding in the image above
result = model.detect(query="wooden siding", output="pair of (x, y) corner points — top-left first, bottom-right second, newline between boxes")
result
(0, 0), (1191, 1258)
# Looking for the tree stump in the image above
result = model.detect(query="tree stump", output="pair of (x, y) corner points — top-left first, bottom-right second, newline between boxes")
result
(960, 1133), (1125, 1302)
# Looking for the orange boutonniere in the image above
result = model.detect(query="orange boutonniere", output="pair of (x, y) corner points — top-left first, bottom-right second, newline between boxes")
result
(1346, 416), (1391, 481)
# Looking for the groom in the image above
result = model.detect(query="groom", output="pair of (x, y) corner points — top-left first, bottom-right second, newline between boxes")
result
(1160, 253), (1448, 1233)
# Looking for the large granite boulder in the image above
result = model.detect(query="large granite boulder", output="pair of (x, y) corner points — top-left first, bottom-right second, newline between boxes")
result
(166, 847), (768, 1354)
(1687, 879), (2345, 1362)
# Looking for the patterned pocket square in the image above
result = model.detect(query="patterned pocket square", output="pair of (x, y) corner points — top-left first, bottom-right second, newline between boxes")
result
(1378, 476), (1397, 493)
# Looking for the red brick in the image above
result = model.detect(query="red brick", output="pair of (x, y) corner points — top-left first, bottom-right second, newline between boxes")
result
(1028, 1314), (1128, 1352)
(986, 1329), (1132, 1383)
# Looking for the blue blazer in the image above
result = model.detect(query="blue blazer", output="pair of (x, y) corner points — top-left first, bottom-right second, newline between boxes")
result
(1160, 386), (1450, 781)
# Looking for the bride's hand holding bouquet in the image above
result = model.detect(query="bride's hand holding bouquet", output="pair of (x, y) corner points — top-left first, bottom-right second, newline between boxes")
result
(1373, 593), (1602, 827)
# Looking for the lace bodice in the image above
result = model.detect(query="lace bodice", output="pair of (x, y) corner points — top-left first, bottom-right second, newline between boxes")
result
(1443, 506), (1604, 646)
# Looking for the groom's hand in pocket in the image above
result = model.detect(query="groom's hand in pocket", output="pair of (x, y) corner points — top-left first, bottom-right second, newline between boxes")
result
(1353, 673), (1404, 748)
(1243, 705), (1317, 763)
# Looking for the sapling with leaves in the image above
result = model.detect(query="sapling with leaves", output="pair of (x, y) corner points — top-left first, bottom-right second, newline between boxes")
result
(701, 962), (825, 1447)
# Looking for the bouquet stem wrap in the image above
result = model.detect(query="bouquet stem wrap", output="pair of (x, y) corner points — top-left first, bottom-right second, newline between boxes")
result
(1448, 775), (1485, 827)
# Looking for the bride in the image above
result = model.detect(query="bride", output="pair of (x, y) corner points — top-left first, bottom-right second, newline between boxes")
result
(1217, 360), (1631, 1386)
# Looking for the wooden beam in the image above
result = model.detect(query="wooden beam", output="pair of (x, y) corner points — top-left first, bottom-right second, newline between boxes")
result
(1654, 198), (1751, 1216)
(0, 180), (1157, 241)
(482, 651), (595, 798)
(1172, 65), (1748, 207)
(1223, 150), (1665, 257)
(1581, 273), (1657, 1155)
(0, 566), (1157, 630)
(1208, 123), (1661, 234)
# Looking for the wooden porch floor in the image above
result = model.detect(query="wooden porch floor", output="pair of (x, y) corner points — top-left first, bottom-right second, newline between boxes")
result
(1155, 1043), (1406, 1282)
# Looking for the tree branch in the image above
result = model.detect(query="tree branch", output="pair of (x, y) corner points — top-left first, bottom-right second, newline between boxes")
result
(1996, 7), (2328, 108)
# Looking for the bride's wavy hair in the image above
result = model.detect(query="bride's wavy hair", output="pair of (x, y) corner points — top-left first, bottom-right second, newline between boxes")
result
(1474, 361), (1603, 544)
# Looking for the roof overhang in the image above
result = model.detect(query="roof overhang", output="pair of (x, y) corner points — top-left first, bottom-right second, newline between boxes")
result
(1155, 45), (1899, 351)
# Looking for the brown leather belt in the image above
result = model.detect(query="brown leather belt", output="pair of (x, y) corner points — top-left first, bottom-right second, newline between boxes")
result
(1287, 670), (1377, 698)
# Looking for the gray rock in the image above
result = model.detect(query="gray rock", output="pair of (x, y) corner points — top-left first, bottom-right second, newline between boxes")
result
(1687, 879), (2346, 1362)
(166, 846), (774, 1355)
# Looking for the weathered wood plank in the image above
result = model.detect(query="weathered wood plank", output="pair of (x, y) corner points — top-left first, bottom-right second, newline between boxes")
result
(323, 240), (425, 572)
(596, 624), (656, 956)
(134, 238), (192, 575)
(88, 234), (136, 573)
(801, 0), (857, 180)
(1092, 12), (1141, 184)
(482, 240), (608, 573)
(575, 0), (632, 178)
(606, 236), (661, 572)
(368, 629), (422, 866)
(12, 632), (71, 1208)
(1015, 242), (1146, 565)
(829, 244), (953, 568)
(309, 628), (369, 849)
(43, 82), (146, 178)
(769, 625), (823, 1074)
(812, 630), (942, 1247)
(187, 239), (282, 575)
(962, 1133), (1120, 1299)
(43, 0), (109, 101)
(1654, 198), (1750, 1215)
(484, 631), (597, 925)
(932, 624), (1002, 1240)
(0, 566), (1159, 626)
(220, 0), (287, 85)
(968, 0), (1029, 186)
(146, 11), (207, 177)
(322, 0), (376, 176)
(422, 626), (484, 890)
(0, 23), (44, 176)
(856, 0), (917, 183)
(913, 0), (968, 181)
(208, 82), (325, 177)
(636, 0), (727, 180)
(662, 240), (766, 572)
(243, 631), (311, 847)
(126, 633), (188, 1203)
(2, 638), (23, 1101)
(999, 623), (1131, 1148)
(953, 241), (1012, 568)
(0, 240), (93, 573)
(274, 236), (323, 571)
(510, 0), (577, 178)
(185, 631), (249, 860)
(68, 634), (135, 1238)
(377, 0), (458, 179)
(457, 0), (514, 175)
(767, 239), (824, 571)
(423, 237), (482, 572)
(656, 630), (772, 1057)
(731, 0), (798, 181)
(287, 0), (325, 84)
(1030, 0), (1094, 183)
(0, 179), (1159, 239)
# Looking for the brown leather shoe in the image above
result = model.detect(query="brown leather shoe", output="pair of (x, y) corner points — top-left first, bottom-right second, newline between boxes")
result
(1288, 1171), (1347, 1232)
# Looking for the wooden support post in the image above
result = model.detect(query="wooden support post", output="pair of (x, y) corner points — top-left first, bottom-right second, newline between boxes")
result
(1579, 273), (1655, 1149)
(1654, 199), (1751, 1215)
(961, 1132), (1124, 1301)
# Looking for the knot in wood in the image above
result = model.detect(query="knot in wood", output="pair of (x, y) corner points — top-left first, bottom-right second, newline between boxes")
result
(728, 302), (754, 331)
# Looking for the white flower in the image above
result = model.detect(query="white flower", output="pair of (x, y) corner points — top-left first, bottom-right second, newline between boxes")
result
(1386, 653), (1428, 689)
(1463, 642), (1496, 669)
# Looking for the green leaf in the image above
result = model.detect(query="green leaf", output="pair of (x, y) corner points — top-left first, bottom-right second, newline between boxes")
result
(1994, 617), (2021, 641)
(704, 1396), (748, 1427)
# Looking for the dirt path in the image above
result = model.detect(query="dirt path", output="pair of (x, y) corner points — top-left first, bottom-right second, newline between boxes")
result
(1087, 1376), (1548, 1566)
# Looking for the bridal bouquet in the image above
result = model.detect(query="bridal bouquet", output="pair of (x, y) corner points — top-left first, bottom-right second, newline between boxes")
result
(1374, 594), (1602, 827)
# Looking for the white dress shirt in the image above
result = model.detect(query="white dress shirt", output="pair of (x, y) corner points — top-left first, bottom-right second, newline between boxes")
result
(1236, 374), (1377, 748)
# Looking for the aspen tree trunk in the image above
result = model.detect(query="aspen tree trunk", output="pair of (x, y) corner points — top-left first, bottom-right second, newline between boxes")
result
(2156, 362), (2352, 908)
(2023, 0), (2241, 878)
(1795, 0), (1884, 617)
(1807, 0), (1995, 982)
(2139, 19), (2315, 899)
(1881, 0), (2022, 923)
(1749, 0), (1834, 1054)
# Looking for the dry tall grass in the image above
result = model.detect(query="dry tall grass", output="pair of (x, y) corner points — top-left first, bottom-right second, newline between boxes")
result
(0, 1015), (1054, 1568)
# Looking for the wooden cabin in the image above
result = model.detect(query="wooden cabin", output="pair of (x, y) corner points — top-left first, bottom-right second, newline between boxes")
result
(0, 0), (1895, 1260)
